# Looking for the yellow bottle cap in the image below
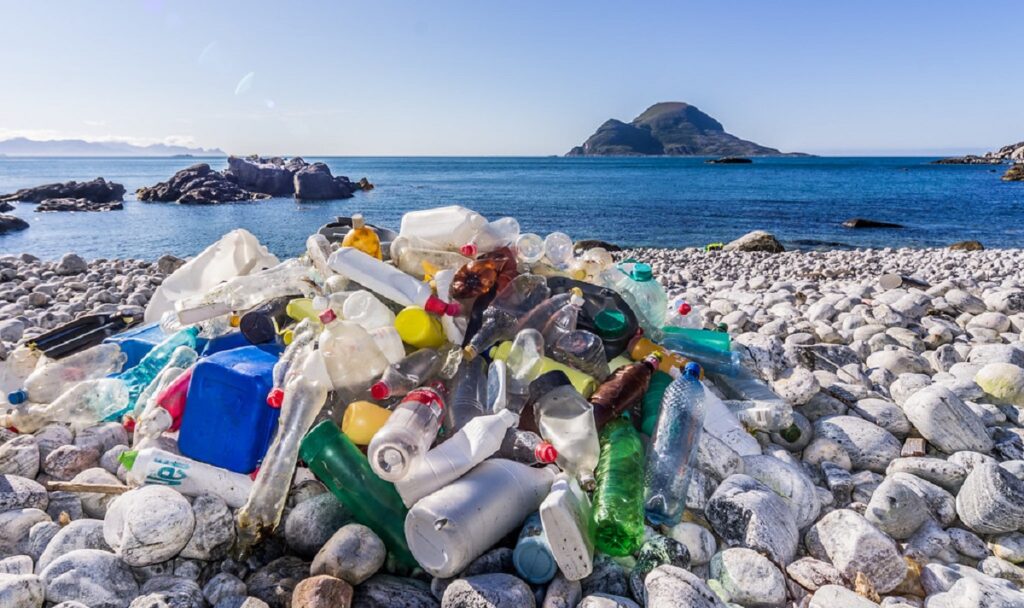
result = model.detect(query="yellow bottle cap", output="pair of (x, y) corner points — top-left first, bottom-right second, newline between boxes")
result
(342, 400), (391, 445)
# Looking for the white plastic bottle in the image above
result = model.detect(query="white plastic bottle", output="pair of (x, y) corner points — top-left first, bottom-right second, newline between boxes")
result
(534, 384), (600, 490)
(539, 473), (594, 580)
(398, 205), (488, 252)
(175, 258), (314, 325)
(120, 447), (253, 508)
(394, 409), (518, 507)
(368, 383), (447, 482)
(1, 378), (129, 433)
(8, 343), (127, 406)
(328, 247), (459, 316)
(404, 459), (556, 577)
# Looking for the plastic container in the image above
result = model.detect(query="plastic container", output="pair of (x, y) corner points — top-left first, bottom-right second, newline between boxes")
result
(540, 289), (584, 346)
(129, 345), (197, 419)
(543, 232), (575, 269)
(627, 335), (689, 375)
(342, 213), (383, 259)
(432, 269), (468, 346)
(394, 409), (518, 507)
(372, 349), (442, 400)
(367, 383), (446, 482)
(404, 459), (556, 578)
(545, 276), (639, 360)
(342, 400), (392, 445)
(540, 473), (594, 580)
(175, 258), (313, 325)
(588, 354), (660, 429)
(701, 385), (762, 456)
(550, 330), (610, 381)
(570, 247), (614, 284)
(1, 378), (129, 433)
(367, 326), (406, 365)
(390, 236), (471, 280)
(306, 233), (336, 287)
(639, 370), (674, 436)
(444, 356), (487, 436)
(489, 342), (598, 397)
(300, 420), (415, 567)
(328, 247), (459, 316)
(513, 512), (557, 584)
(463, 274), (551, 360)
(395, 307), (447, 349)
(7, 343), (127, 406)
(535, 384), (600, 490)
(665, 299), (702, 329)
(121, 447), (253, 508)
(496, 428), (558, 465)
(505, 329), (546, 412)
(114, 327), (201, 418)
(266, 320), (317, 407)
(239, 296), (295, 345)
(318, 320), (390, 398)
(591, 419), (645, 556)
(449, 253), (516, 300)
(515, 233), (545, 264)
(660, 328), (739, 376)
(398, 205), (488, 252)
(340, 290), (396, 330)
(152, 366), (193, 432)
(178, 345), (279, 473)
(461, 217), (520, 257)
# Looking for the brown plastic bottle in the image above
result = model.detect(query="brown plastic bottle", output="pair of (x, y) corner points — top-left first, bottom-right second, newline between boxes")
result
(589, 353), (661, 429)
(449, 247), (518, 300)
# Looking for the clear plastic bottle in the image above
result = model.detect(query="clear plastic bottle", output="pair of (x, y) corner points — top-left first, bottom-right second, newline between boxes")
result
(540, 473), (594, 581)
(591, 419), (645, 556)
(700, 384), (762, 456)
(543, 232), (575, 269)
(328, 247), (460, 316)
(432, 268), (468, 346)
(665, 298), (701, 329)
(320, 290), (395, 329)
(130, 345), (197, 419)
(540, 288), (584, 346)
(371, 349), (443, 400)
(444, 357), (487, 436)
(0, 378), (128, 433)
(390, 235), (471, 280)
(618, 263), (668, 339)
(266, 319), (316, 407)
(367, 382), (447, 482)
(708, 368), (794, 433)
(398, 205), (488, 252)
(0, 345), (42, 404)
(7, 343), (127, 406)
(506, 329), (545, 413)
(627, 335), (690, 375)
(550, 330), (610, 381)
(367, 326), (406, 365)
(463, 274), (550, 359)
(306, 233), (336, 287)
(643, 363), (705, 527)
(535, 384), (600, 490)
(515, 233), (545, 264)
(516, 292), (576, 336)
(176, 259), (315, 325)
(588, 353), (660, 429)
(486, 360), (508, 414)
(318, 320), (390, 398)
(342, 213), (383, 259)
(113, 327), (200, 419)
(496, 428), (558, 465)
(121, 447), (254, 508)
(488, 342), (599, 397)
(570, 247), (614, 283)
(461, 217), (520, 257)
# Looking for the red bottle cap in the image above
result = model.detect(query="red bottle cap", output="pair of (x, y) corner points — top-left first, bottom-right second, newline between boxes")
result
(267, 388), (285, 408)
(535, 441), (558, 464)
(318, 309), (337, 324)
(677, 301), (692, 316)
(370, 382), (391, 400)
(423, 295), (460, 317)
(122, 417), (136, 433)
(459, 243), (478, 257)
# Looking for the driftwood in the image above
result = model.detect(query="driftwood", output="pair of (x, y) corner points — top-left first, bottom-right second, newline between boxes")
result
(46, 481), (130, 495)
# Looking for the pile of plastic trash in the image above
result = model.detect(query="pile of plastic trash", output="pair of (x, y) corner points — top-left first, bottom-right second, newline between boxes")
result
(0, 205), (797, 587)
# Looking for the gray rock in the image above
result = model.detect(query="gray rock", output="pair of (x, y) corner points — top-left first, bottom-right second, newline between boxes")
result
(103, 486), (195, 566)
(55, 254), (87, 276)
(310, 522), (385, 585)
(43, 444), (100, 481)
(885, 457), (967, 493)
(0, 572), (44, 608)
(0, 555), (32, 575)
(39, 549), (139, 608)
(203, 572), (247, 606)
(644, 565), (727, 608)
(866, 348), (930, 375)
(576, 593), (639, 608)
(956, 462), (1024, 534)
(785, 557), (844, 591)
(902, 385), (993, 454)
(441, 573), (534, 608)
(179, 494), (234, 561)
(989, 531), (1024, 563)
(69, 468), (122, 518)
(949, 528), (990, 560)
(283, 491), (351, 559)
(807, 509), (906, 593)
(709, 547), (786, 607)
(813, 416), (901, 473)
(808, 585), (879, 608)
(864, 474), (929, 539)
(245, 556), (310, 608)
(924, 575), (1024, 608)
(0, 474), (48, 512)
(24, 521), (60, 563)
(968, 344), (1024, 367)
(350, 574), (438, 608)
(131, 576), (205, 608)
(742, 454), (819, 529)
(541, 573), (581, 608)
(33, 425), (73, 461)
(664, 522), (717, 566)
(851, 398), (911, 437)
(979, 555), (1024, 587)
(74, 422), (129, 455)
(705, 474), (799, 565)
(0, 508), (50, 556)
(45, 491), (84, 522)
(36, 518), (108, 573)
(0, 435), (40, 478)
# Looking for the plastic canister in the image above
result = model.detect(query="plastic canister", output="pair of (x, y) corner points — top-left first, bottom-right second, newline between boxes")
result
(405, 459), (556, 578)
(513, 512), (557, 584)
(341, 400), (392, 445)
(627, 336), (689, 375)
(178, 346), (279, 474)
(539, 473), (594, 580)
(489, 342), (598, 397)
(395, 307), (447, 349)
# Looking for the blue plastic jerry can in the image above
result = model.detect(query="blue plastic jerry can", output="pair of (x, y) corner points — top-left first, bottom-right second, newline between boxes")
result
(177, 345), (280, 473)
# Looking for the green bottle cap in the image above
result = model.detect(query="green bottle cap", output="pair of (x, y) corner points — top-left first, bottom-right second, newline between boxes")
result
(631, 263), (654, 282)
(594, 309), (627, 338)
(118, 450), (138, 471)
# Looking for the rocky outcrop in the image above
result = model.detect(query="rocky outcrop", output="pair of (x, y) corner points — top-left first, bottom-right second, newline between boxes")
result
(0, 178), (125, 204)
(706, 157), (752, 164)
(0, 214), (29, 234)
(931, 155), (1002, 165)
(293, 163), (358, 200)
(567, 102), (800, 157)
(136, 163), (270, 205)
(225, 155), (303, 197)
(0, 201), (12, 212)
(36, 198), (123, 212)
(949, 240), (984, 251)
(723, 230), (785, 253)
(987, 141), (1024, 162)
(842, 218), (904, 229)
(1003, 163), (1024, 182)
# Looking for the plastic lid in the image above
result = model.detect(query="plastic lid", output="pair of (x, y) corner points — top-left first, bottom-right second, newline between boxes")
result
(351, 213), (365, 229)
(593, 309), (628, 338)
(677, 301), (692, 316)
(266, 388), (285, 408)
(631, 263), (654, 282)
(118, 450), (138, 471)
(535, 441), (558, 464)
(423, 295), (460, 317)
(7, 390), (26, 405)
(683, 362), (702, 381)
(459, 243), (477, 256)
(370, 382), (391, 400)
(513, 540), (558, 584)
(318, 309), (337, 324)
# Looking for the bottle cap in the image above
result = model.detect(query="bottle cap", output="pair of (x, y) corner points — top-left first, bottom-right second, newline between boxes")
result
(122, 417), (136, 433)
(462, 345), (478, 360)
(459, 243), (478, 257)
(318, 309), (337, 324)
(370, 382), (391, 400)
(266, 388), (285, 408)
(118, 450), (138, 471)
(593, 310), (627, 338)
(351, 213), (365, 229)
(7, 390), (26, 405)
(683, 362), (702, 380)
(535, 441), (558, 464)
(423, 295), (460, 317)
(631, 263), (654, 282)
(677, 301), (692, 315)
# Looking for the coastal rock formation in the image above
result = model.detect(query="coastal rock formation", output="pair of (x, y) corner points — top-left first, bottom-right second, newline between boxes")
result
(136, 163), (270, 205)
(842, 218), (904, 229)
(567, 102), (798, 157)
(705, 157), (752, 164)
(0, 178), (125, 204)
(0, 202), (12, 213)
(723, 230), (785, 253)
(225, 155), (303, 197)
(0, 215), (29, 234)
(36, 198), (123, 213)
(930, 155), (1002, 165)
(949, 240), (984, 251)
(1003, 163), (1024, 182)
(988, 141), (1024, 162)
(293, 162), (358, 200)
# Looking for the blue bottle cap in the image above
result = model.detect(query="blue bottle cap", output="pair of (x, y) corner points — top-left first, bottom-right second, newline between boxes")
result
(683, 362), (702, 380)
(7, 390), (27, 405)
(631, 263), (654, 282)
(513, 538), (558, 584)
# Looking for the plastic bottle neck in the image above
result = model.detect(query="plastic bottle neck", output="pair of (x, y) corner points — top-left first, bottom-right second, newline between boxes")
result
(535, 441), (558, 464)
(423, 294), (460, 317)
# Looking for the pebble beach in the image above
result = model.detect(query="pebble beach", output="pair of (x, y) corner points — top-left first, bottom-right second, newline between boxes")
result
(2, 244), (1024, 607)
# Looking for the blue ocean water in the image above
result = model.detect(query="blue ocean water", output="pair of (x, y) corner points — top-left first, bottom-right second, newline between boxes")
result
(0, 156), (1020, 260)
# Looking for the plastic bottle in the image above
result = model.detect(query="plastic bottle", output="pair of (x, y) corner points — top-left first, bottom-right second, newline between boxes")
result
(129, 345), (197, 419)
(550, 330), (611, 381)
(342, 213), (383, 259)
(318, 320), (390, 398)
(461, 217), (520, 257)
(535, 384), (600, 490)
(432, 269), (468, 346)
(239, 296), (295, 345)
(489, 342), (598, 397)
(367, 382), (446, 482)
(444, 357), (487, 436)
(395, 306), (447, 349)
(120, 447), (253, 508)
(639, 370), (674, 436)
(516, 292), (576, 336)
(328, 247), (459, 316)
(152, 366), (193, 431)
(570, 247), (614, 283)
(306, 233), (337, 287)
(341, 400), (392, 445)
(0, 378), (129, 433)
(390, 236), (471, 280)
(236, 349), (330, 553)
(543, 232), (575, 269)
(616, 263), (668, 339)
(7, 343), (127, 406)
(371, 349), (443, 400)
(591, 419), (645, 556)
(300, 420), (415, 567)
(285, 298), (322, 326)
(540, 473), (594, 580)
(175, 259), (314, 325)
(515, 233), (545, 264)
(708, 368), (794, 432)
(449, 255), (513, 300)
(404, 459), (556, 578)
(463, 274), (550, 359)
(496, 428), (558, 465)
(700, 385), (762, 456)
(627, 335), (689, 375)
(665, 299), (702, 329)
(660, 328), (739, 376)
(398, 205), (488, 252)
(0, 346), (42, 405)
(588, 353), (660, 429)
(643, 363), (706, 527)
(513, 512), (557, 584)
(506, 329), (545, 413)
(114, 326), (200, 416)
(267, 319), (316, 407)
(540, 289), (584, 346)
(394, 409), (518, 507)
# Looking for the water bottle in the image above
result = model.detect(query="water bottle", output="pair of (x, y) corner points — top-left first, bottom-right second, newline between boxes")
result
(341, 400), (392, 445)
(114, 326), (199, 408)
(120, 447), (253, 508)
(540, 289), (584, 346)
(540, 473), (594, 580)
(627, 335), (690, 375)
(535, 384), (600, 490)
(266, 319), (316, 407)
(588, 353), (660, 429)
(328, 247), (460, 316)
(398, 205), (488, 252)
(342, 213), (383, 259)
(300, 420), (415, 568)
(404, 459), (556, 577)
(486, 360), (509, 413)
(129, 345), (197, 419)
(643, 363), (705, 527)
(550, 330), (610, 381)
(608, 262), (667, 340)
(463, 274), (550, 360)
(394, 409), (518, 507)
(495, 428), (558, 465)
(371, 349), (443, 400)
(516, 293), (576, 335)
(543, 232), (575, 269)
(176, 259), (315, 325)
(513, 512), (557, 584)
(306, 233), (337, 287)
(367, 382), (447, 482)
(7, 342), (127, 406)
(1, 378), (129, 433)
(515, 233), (545, 264)
(322, 290), (396, 329)
(506, 329), (546, 413)
(591, 419), (645, 556)
(318, 320), (390, 398)
(390, 235), (471, 280)
(708, 368), (794, 433)
(461, 217), (520, 257)
(444, 357), (487, 436)
(665, 299), (702, 329)
(660, 328), (740, 376)
(639, 370), (674, 436)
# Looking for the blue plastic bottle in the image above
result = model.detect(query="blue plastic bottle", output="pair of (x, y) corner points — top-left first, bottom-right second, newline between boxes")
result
(513, 512), (558, 584)
(178, 345), (279, 473)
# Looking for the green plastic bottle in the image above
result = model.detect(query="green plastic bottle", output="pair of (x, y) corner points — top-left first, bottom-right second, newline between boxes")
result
(299, 420), (416, 568)
(591, 418), (645, 556)
(639, 370), (674, 436)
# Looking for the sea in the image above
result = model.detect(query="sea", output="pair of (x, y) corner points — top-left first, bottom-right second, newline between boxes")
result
(0, 156), (1021, 260)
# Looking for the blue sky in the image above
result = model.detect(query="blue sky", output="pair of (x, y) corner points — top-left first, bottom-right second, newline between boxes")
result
(1, 0), (1021, 156)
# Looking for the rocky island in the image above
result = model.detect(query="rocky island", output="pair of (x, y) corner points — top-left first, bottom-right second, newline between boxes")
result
(567, 102), (802, 157)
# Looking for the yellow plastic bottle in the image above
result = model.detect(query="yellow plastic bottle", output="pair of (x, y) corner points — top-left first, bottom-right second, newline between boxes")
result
(627, 336), (690, 375)
(342, 400), (392, 445)
(342, 214), (383, 260)
(489, 341), (598, 397)
(286, 298), (322, 325)
(395, 306), (448, 349)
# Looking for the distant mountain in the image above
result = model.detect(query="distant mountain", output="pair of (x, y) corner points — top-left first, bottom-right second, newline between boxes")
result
(567, 102), (802, 157)
(0, 137), (225, 157)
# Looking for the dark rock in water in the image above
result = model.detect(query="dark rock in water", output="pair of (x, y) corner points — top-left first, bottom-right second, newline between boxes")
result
(1003, 164), (1024, 182)
(293, 162), (358, 200)
(36, 198), (123, 212)
(357, 177), (375, 190)
(705, 157), (752, 164)
(931, 155), (1003, 165)
(629, 535), (691, 604)
(723, 230), (785, 253)
(137, 163), (270, 205)
(0, 214), (29, 234)
(949, 240), (984, 251)
(225, 156), (300, 197)
(352, 574), (438, 608)
(574, 239), (622, 253)
(0, 177), (125, 203)
(842, 218), (904, 229)
(0, 201), (11, 212)
(567, 102), (801, 157)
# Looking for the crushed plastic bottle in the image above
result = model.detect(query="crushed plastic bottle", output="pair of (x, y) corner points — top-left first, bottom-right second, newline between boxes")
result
(444, 356), (487, 436)
(176, 259), (315, 325)
(1, 378), (129, 433)
(7, 343), (127, 406)
(318, 320), (390, 399)
(342, 213), (383, 259)
(496, 428), (558, 465)
(121, 447), (253, 508)
(371, 349), (443, 400)
(112, 326), (200, 419)
(665, 298), (702, 329)
(463, 274), (550, 359)
(489, 341), (599, 397)
(550, 330), (610, 381)
(540, 288), (584, 347)
(449, 252), (516, 300)
(267, 319), (317, 407)
(588, 353), (660, 429)
(367, 382), (447, 482)
(505, 329), (546, 413)
(591, 419), (645, 556)
(306, 233), (337, 287)
(535, 384), (600, 490)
